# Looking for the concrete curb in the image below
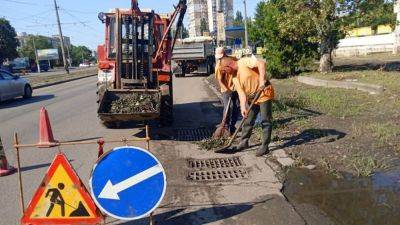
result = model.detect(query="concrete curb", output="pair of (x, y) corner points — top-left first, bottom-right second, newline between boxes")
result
(32, 73), (97, 90)
(298, 76), (384, 95)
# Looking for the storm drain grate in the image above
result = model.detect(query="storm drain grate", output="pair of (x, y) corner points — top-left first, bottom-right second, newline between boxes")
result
(175, 127), (214, 141)
(187, 157), (245, 169)
(187, 168), (249, 181)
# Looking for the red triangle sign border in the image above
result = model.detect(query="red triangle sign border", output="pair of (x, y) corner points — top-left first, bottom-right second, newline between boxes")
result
(21, 153), (103, 225)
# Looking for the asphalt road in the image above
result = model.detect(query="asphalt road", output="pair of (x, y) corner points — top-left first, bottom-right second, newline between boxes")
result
(0, 75), (304, 225)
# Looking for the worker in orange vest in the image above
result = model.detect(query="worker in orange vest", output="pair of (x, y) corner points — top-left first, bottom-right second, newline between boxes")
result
(214, 47), (239, 134)
(218, 54), (274, 156)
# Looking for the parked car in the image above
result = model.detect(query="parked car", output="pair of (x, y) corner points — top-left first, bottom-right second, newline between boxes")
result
(0, 70), (32, 102)
(10, 57), (30, 73)
(31, 61), (50, 72)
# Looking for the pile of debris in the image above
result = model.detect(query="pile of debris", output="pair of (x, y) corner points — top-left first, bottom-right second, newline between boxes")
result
(109, 93), (159, 114)
(197, 138), (229, 151)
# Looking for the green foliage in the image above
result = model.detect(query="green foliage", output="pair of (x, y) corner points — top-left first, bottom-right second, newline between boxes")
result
(233, 10), (244, 27)
(345, 0), (396, 29)
(249, 0), (360, 76)
(249, 1), (319, 78)
(0, 18), (19, 63)
(18, 35), (53, 61)
(179, 26), (189, 39)
(70, 45), (93, 66)
(200, 18), (208, 35)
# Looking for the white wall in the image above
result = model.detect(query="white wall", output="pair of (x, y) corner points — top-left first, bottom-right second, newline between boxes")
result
(334, 33), (395, 57)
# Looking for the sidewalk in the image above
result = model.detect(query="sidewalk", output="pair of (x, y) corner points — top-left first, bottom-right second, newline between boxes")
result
(113, 75), (306, 225)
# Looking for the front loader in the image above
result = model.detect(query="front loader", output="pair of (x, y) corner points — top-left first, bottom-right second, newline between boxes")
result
(96, 0), (187, 127)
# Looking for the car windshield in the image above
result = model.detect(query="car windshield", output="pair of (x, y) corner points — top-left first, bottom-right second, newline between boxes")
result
(0, 71), (15, 80)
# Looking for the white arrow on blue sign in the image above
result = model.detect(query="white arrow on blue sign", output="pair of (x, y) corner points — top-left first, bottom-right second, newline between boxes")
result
(90, 146), (167, 221)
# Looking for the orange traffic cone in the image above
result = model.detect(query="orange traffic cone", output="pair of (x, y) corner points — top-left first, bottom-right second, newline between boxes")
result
(0, 137), (16, 177)
(37, 107), (58, 147)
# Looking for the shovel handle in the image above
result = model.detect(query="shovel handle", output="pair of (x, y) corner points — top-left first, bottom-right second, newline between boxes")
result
(226, 88), (264, 147)
(220, 97), (232, 126)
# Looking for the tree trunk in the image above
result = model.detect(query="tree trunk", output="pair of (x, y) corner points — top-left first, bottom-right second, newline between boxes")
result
(319, 52), (333, 73)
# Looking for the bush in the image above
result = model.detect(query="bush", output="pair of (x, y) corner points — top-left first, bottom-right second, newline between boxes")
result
(249, 1), (319, 78)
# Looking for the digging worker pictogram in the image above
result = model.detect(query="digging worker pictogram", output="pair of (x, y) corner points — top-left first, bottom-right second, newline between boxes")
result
(45, 183), (66, 217)
(218, 53), (274, 157)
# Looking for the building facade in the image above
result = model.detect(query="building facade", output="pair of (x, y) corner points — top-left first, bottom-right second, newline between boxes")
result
(188, 0), (209, 37)
(188, 0), (234, 37)
(17, 32), (71, 49)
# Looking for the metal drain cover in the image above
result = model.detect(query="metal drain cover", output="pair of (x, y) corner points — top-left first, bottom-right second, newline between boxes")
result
(175, 127), (213, 141)
(187, 168), (249, 181)
(187, 157), (245, 169)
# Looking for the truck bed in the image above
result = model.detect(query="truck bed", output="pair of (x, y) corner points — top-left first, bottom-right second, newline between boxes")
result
(98, 89), (161, 122)
(172, 42), (214, 60)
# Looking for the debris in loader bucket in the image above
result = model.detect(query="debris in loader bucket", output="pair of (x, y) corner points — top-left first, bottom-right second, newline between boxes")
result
(109, 93), (160, 114)
(197, 138), (229, 151)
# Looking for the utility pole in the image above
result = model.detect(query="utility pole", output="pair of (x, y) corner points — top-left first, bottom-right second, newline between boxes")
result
(54, 0), (69, 74)
(32, 36), (40, 73)
(243, 0), (249, 48)
(66, 44), (72, 67)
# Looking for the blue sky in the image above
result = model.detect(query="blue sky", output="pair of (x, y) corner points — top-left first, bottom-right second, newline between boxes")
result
(0, 0), (261, 50)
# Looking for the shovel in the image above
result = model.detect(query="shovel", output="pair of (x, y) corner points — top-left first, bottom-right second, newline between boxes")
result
(213, 97), (232, 139)
(214, 88), (264, 153)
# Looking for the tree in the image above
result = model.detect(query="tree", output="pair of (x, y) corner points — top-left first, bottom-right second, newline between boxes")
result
(70, 45), (93, 66)
(18, 35), (53, 61)
(200, 18), (208, 35)
(345, 0), (396, 29)
(249, 1), (319, 77)
(0, 18), (19, 64)
(179, 26), (189, 39)
(233, 10), (244, 27)
(308, 0), (350, 73)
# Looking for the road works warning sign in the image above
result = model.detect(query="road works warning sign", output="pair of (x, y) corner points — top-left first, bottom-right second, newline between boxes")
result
(21, 153), (103, 225)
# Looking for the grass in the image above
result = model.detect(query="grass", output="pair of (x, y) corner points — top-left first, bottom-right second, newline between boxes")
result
(344, 154), (388, 177)
(298, 88), (370, 118)
(367, 122), (400, 144)
(319, 158), (343, 179)
(305, 70), (400, 92)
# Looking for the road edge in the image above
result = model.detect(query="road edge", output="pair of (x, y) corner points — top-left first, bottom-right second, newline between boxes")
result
(32, 73), (97, 90)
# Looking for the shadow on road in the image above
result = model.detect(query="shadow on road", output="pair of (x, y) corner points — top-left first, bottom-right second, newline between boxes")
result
(0, 94), (55, 109)
(128, 101), (222, 141)
(20, 160), (74, 172)
(115, 199), (273, 225)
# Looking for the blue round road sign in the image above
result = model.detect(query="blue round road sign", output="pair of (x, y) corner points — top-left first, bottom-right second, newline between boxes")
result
(90, 146), (166, 221)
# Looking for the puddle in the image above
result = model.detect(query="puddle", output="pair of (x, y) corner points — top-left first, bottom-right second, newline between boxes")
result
(283, 168), (400, 225)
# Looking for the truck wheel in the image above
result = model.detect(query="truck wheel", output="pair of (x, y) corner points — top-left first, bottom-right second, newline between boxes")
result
(159, 84), (173, 127)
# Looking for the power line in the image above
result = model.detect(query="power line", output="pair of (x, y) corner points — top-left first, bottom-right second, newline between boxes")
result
(59, 8), (99, 14)
(0, 0), (51, 6)
(25, 21), (91, 28)
(60, 8), (102, 38)
(0, 0), (38, 6)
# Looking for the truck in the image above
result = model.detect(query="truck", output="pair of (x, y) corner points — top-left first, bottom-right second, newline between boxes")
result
(96, 0), (187, 128)
(172, 36), (215, 77)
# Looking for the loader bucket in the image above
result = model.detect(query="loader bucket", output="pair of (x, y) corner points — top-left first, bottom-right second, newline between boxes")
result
(98, 89), (161, 123)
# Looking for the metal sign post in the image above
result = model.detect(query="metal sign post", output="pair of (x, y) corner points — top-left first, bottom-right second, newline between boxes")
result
(13, 124), (155, 225)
